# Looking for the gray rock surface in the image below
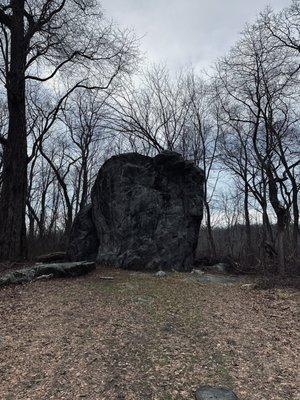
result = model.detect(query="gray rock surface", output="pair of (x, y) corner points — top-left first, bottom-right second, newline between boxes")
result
(155, 270), (167, 277)
(68, 205), (99, 261)
(195, 386), (238, 400)
(191, 269), (205, 275)
(0, 261), (95, 287)
(88, 151), (204, 270)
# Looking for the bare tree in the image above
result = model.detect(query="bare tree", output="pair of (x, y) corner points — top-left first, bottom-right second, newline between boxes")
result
(110, 66), (193, 152)
(182, 72), (219, 259)
(0, 0), (137, 260)
(261, 1), (300, 261)
(261, 1), (300, 59)
(61, 89), (113, 213)
(214, 8), (299, 273)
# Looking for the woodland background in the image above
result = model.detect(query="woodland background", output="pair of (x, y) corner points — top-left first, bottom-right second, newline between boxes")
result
(0, 0), (299, 275)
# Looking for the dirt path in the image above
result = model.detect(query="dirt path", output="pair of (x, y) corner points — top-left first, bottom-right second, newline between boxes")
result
(0, 268), (298, 400)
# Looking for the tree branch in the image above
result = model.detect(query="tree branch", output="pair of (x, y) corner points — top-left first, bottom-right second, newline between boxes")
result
(0, 8), (11, 29)
(0, 134), (7, 146)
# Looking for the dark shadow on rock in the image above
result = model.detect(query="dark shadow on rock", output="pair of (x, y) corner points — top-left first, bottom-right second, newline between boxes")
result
(68, 205), (99, 262)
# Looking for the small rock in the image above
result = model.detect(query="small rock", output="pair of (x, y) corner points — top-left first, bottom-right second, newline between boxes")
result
(162, 322), (173, 333)
(191, 269), (205, 275)
(35, 274), (54, 281)
(136, 295), (154, 304)
(155, 270), (167, 277)
(195, 386), (238, 400)
(202, 263), (229, 274)
(227, 339), (237, 346)
(241, 283), (254, 290)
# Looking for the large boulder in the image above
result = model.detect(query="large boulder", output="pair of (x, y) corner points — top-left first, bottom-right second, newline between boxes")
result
(69, 151), (204, 271)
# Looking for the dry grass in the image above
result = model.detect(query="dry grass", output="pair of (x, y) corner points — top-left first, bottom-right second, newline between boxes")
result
(0, 267), (299, 400)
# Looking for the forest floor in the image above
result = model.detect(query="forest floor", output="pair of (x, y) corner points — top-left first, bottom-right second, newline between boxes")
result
(0, 267), (299, 400)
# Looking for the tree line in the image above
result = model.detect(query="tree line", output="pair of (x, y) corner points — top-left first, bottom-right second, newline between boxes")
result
(0, 0), (299, 274)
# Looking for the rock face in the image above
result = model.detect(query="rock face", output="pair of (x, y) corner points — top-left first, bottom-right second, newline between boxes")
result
(68, 205), (99, 261)
(69, 151), (204, 271)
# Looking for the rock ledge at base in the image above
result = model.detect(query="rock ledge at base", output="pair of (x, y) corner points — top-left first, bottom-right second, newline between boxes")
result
(68, 151), (204, 271)
(0, 261), (95, 287)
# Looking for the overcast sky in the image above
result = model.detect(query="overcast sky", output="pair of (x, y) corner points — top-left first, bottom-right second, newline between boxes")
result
(101, 0), (292, 73)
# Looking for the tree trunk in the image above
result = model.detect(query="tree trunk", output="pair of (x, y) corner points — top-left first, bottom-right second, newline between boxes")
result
(204, 200), (216, 260)
(65, 206), (73, 237)
(244, 183), (252, 257)
(292, 185), (299, 263)
(0, 0), (27, 260)
(266, 165), (289, 275)
(39, 188), (47, 238)
(79, 155), (88, 210)
(28, 212), (35, 240)
(262, 204), (273, 244)
(277, 226), (285, 275)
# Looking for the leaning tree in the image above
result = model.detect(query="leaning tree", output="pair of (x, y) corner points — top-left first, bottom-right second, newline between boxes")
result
(0, 0), (136, 260)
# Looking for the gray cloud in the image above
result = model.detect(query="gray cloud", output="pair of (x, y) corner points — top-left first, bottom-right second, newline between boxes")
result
(101, 0), (292, 72)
